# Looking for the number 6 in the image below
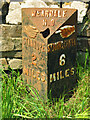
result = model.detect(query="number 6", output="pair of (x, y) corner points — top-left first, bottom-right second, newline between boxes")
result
(59, 54), (66, 66)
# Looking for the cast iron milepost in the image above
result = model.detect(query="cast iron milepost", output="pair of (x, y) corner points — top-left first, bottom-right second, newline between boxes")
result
(22, 8), (77, 99)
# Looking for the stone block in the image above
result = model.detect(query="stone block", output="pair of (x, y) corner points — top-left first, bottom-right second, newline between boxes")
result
(0, 11), (2, 16)
(8, 2), (21, 13)
(0, 58), (8, 70)
(6, 0), (48, 24)
(0, 26), (2, 37)
(6, 2), (21, 24)
(1, 24), (22, 38)
(77, 37), (90, 51)
(63, 1), (89, 23)
(6, 0), (10, 3)
(87, 9), (90, 19)
(9, 58), (22, 69)
(21, 0), (48, 8)
(0, 39), (14, 51)
(6, 8), (22, 24)
(0, 37), (22, 52)
(77, 23), (90, 37)
(0, 15), (2, 24)
(1, 51), (22, 58)
(87, 26), (90, 37)
(12, 38), (22, 50)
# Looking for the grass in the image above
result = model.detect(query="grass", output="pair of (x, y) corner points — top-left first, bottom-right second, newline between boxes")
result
(1, 51), (90, 119)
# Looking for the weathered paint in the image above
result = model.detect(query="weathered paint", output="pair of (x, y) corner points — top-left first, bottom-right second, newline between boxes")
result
(22, 8), (77, 99)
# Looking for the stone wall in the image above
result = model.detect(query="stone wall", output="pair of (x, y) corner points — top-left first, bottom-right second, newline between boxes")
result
(0, 0), (90, 70)
(0, 24), (22, 70)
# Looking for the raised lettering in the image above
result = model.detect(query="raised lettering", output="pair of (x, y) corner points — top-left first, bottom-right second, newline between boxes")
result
(29, 68), (32, 77)
(48, 38), (76, 53)
(50, 74), (53, 83)
(53, 73), (56, 81)
(45, 10), (49, 17)
(71, 68), (75, 75)
(37, 71), (40, 80)
(43, 19), (47, 26)
(36, 41), (39, 50)
(58, 10), (61, 17)
(57, 72), (59, 80)
(27, 38), (30, 47)
(72, 39), (76, 46)
(42, 43), (45, 52)
(32, 10), (68, 18)
(63, 10), (67, 17)
(51, 19), (55, 26)
(41, 72), (46, 82)
(49, 10), (54, 17)
(59, 54), (66, 66)
(60, 71), (64, 79)
(65, 69), (69, 77)
(32, 69), (36, 78)
(41, 10), (45, 17)
(32, 10), (36, 17)
(54, 10), (58, 17)
(48, 45), (51, 52)
(37, 10), (41, 17)
(30, 39), (33, 47)
(33, 40), (36, 49)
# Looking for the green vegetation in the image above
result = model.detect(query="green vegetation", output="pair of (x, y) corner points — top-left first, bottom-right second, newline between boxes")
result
(1, 51), (90, 118)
